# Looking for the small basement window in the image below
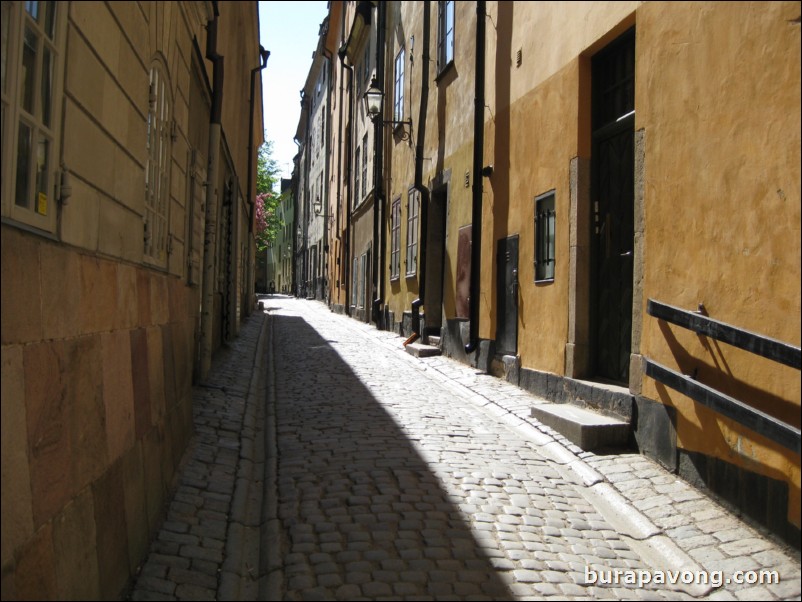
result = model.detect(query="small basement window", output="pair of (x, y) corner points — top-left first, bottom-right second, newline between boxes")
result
(534, 191), (555, 282)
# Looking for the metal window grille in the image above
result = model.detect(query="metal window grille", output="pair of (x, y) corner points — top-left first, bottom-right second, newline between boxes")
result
(535, 191), (555, 281)
(145, 60), (171, 265)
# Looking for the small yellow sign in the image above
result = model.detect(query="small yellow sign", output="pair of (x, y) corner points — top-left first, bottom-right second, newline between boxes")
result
(37, 193), (48, 216)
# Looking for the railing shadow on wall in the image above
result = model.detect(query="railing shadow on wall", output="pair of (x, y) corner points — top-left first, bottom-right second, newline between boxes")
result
(644, 299), (801, 455)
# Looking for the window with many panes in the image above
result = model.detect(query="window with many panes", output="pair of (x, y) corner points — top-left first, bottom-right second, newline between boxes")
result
(390, 198), (401, 279)
(145, 58), (172, 266)
(363, 40), (371, 86)
(406, 188), (420, 276)
(361, 251), (369, 308)
(351, 256), (359, 306)
(394, 47), (405, 123)
(437, 0), (455, 73)
(354, 145), (360, 203)
(2, 0), (64, 234)
(361, 133), (368, 200)
(534, 191), (556, 281)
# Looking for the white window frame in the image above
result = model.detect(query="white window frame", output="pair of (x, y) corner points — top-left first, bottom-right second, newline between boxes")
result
(390, 198), (401, 280)
(1, 0), (66, 235)
(144, 57), (172, 267)
(393, 47), (405, 123)
(362, 40), (371, 86)
(352, 256), (359, 307)
(354, 145), (361, 204)
(361, 133), (368, 201)
(406, 188), (420, 277)
(360, 251), (369, 309)
(437, 0), (455, 73)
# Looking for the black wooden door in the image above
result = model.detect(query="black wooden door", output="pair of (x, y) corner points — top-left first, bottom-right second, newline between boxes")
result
(496, 236), (519, 356)
(591, 28), (635, 383)
(593, 121), (634, 382)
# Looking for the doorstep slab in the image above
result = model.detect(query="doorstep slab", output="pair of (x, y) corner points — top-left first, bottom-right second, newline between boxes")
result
(405, 343), (442, 358)
(531, 403), (629, 450)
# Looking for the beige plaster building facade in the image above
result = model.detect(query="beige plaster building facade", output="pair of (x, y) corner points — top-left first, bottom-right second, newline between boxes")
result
(1, 1), (264, 598)
(264, 178), (295, 294)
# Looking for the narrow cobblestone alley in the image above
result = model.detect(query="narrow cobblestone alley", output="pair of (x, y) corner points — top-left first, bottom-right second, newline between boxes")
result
(129, 297), (800, 601)
(263, 298), (800, 601)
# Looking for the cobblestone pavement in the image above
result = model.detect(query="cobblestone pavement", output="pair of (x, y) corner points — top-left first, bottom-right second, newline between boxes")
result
(264, 298), (800, 601)
(129, 311), (268, 601)
(129, 296), (800, 601)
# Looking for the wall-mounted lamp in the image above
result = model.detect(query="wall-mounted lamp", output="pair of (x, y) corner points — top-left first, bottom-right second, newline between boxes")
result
(363, 77), (412, 138)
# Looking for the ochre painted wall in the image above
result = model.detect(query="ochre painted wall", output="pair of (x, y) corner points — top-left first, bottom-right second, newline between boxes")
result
(383, 1), (479, 330)
(482, 66), (579, 374)
(377, 0), (801, 529)
(479, 2), (638, 371)
(636, 1), (801, 526)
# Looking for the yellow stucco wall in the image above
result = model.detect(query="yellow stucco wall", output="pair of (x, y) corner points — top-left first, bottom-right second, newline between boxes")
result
(382, 0), (800, 526)
(482, 68), (577, 373)
(636, 1), (801, 525)
(480, 2), (638, 370)
(383, 1), (479, 328)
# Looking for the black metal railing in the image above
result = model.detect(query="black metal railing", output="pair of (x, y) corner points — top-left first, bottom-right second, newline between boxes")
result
(645, 299), (801, 455)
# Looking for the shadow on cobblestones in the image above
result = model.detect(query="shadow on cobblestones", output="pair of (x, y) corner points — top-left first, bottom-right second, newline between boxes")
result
(274, 315), (514, 600)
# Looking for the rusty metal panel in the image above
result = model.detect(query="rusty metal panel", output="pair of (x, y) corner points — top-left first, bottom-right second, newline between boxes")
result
(456, 225), (471, 319)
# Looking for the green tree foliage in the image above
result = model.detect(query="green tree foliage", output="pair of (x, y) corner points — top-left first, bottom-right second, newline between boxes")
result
(254, 141), (284, 252)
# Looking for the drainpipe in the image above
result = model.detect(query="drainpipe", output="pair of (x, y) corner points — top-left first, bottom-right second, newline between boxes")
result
(371, 1), (387, 326)
(200, 2), (224, 380)
(334, 48), (345, 313)
(248, 45), (269, 304)
(322, 48), (334, 307)
(411, 0), (432, 338)
(304, 96), (313, 299)
(465, 0), (486, 354)
(291, 143), (301, 296)
(339, 46), (354, 317)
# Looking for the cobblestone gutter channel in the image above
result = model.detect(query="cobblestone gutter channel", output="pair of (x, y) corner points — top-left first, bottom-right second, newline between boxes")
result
(129, 313), (268, 601)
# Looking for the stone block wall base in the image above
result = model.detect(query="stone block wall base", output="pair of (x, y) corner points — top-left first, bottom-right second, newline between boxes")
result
(678, 450), (801, 549)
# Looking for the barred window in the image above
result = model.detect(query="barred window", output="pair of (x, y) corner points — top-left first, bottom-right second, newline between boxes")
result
(535, 191), (556, 281)
(145, 59), (172, 266)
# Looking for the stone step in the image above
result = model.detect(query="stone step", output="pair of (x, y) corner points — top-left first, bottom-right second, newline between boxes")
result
(427, 335), (441, 347)
(405, 342), (442, 358)
(530, 403), (630, 451)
